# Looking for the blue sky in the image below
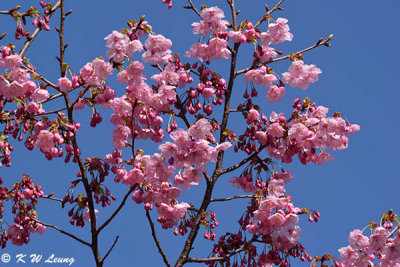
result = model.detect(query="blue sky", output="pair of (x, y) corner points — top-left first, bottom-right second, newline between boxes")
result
(1, 0), (399, 266)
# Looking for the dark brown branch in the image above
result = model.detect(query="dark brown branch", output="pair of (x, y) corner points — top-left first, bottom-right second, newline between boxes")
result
(145, 210), (172, 267)
(22, 65), (59, 89)
(202, 172), (211, 184)
(175, 3), (241, 265)
(31, 217), (90, 247)
(254, 0), (285, 29)
(174, 180), (214, 267)
(98, 186), (135, 233)
(186, 0), (201, 18)
(20, 0), (62, 57)
(42, 107), (67, 115)
(220, 145), (265, 175)
(187, 236), (257, 263)
(210, 194), (254, 202)
(102, 235), (119, 263)
(236, 34), (333, 76)
(40, 85), (81, 104)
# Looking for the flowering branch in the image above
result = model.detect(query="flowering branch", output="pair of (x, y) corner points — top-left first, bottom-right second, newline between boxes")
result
(220, 145), (265, 175)
(20, 0), (62, 57)
(98, 186), (135, 233)
(30, 217), (91, 247)
(102, 235), (119, 263)
(186, 0), (201, 18)
(186, 235), (258, 263)
(235, 34), (333, 76)
(42, 194), (63, 203)
(145, 210), (172, 267)
(253, 0), (285, 29)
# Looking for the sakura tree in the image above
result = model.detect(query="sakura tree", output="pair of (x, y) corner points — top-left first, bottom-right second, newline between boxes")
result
(0, 0), (397, 266)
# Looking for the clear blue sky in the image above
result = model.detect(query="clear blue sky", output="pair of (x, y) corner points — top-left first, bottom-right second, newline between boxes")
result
(1, 0), (399, 266)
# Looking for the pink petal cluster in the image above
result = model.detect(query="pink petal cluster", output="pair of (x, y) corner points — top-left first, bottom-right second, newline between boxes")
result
(83, 208), (99, 222)
(151, 63), (192, 89)
(157, 202), (190, 229)
(142, 34), (172, 65)
(254, 45), (277, 62)
(80, 58), (113, 86)
(104, 30), (143, 63)
(159, 119), (231, 189)
(192, 7), (228, 36)
(244, 66), (277, 88)
(254, 106), (360, 165)
(112, 61), (180, 144)
(35, 130), (64, 159)
(106, 149), (186, 229)
(0, 51), (42, 100)
(243, 171), (301, 252)
(185, 37), (230, 61)
(281, 60), (322, 89)
(56, 77), (72, 93)
(337, 227), (400, 267)
(266, 85), (285, 102)
(260, 18), (293, 45)
(229, 174), (257, 193)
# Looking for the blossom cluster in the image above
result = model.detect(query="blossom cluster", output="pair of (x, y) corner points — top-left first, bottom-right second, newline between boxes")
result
(186, 7), (230, 61)
(250, 99), (360, 165)
(282, 60), (322, 90)
(159, 118), (231, 189)
(0, 48), (41, 100)
(0, 175), (45, 248)
(336, 217), (400, 267)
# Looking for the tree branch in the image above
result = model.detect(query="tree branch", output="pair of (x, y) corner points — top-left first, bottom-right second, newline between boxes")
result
(387, 224), (400, 239)
(210, 194), (254, 202)
(102, 235), (119, 263)
(20, 0), (62, 57)
(254, 0), (285, 29)
(145, 210), (172, 267)
(98, 186), (135, 233)
(235, 34), (333, 76)
(227, 0), (237, 30)
(220, 145), (265, 175)
(186, 236), (256, 263)
(186, 0), (201, 18)
(42, 194), (63, 203)
(30, 217), (90, 247)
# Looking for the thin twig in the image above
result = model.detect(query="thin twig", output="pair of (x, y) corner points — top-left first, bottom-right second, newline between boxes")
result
(187, 236), (257, 263)
(210, 195), (254, 202)
(220, 145), (265, 175)
(145, 210), (172, 267)
(186, 0), (201, 18)
(235, 34), (333, 76)
(102, 235), (119, 263)
(254, 0), (285, 29)
(30, 217), (91, 247)
(387, 224), (400, 238)
(98, 186), (135, 233)
(42, 107), (67, 115)
(42, 194), (63, 203)
(40, 85), (81, 105)
(22, 65), (58, 89)
(20, 0), (62, 57)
